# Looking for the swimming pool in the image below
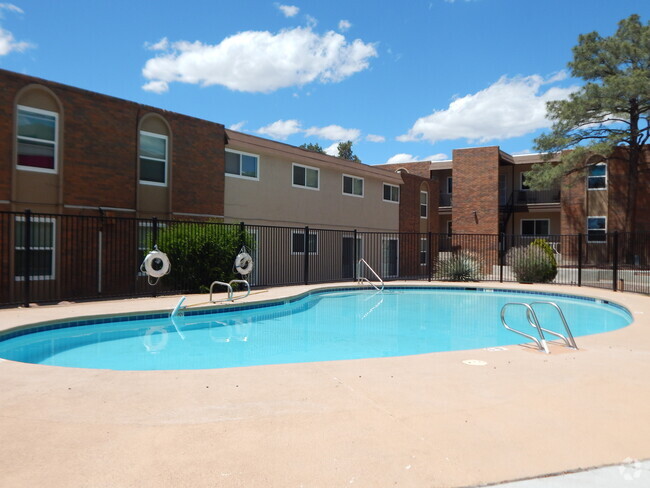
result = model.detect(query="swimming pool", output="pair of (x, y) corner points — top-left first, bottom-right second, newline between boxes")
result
(0, 287), (632, 370)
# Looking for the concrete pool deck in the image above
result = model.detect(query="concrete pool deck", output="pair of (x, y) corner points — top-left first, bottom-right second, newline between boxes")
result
(0, 282), (649, 487)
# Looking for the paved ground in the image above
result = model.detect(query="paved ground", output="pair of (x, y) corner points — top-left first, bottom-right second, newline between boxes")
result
(1, 282), (650, 488)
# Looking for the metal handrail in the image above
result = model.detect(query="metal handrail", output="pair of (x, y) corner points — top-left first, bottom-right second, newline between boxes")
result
(501, 302), (549, 354)
(228, 280), (251, 301)
(527, 301), (578, 349)
(357, 259), (384, 291)
(210, 280), (233, 302)
(209, 279), (251, 303)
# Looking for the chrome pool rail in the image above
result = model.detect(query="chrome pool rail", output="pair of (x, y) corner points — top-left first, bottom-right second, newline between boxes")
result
(357, 259), (384, 291)
(501, 302), (550, 354)
(527, 301), (578, 350)
(209, 279), (251, 303)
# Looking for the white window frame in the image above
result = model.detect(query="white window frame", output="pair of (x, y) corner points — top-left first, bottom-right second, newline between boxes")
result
(587, 216), (607, 243)
(382, 183), (400, 203)
(16, 105), (59, 174)
(225, 148), (260, 181)
(342, 174), (364, 198)
(139, 130), (168, 187)
(445, 176), (453, 194)
(420, 191), (428, 219)
(520, 219), (550, 236)
(14, 216), (56, 281)
(291, 231), (318, 255)
(587, 162), (607, 190)
(419, 237), (428, 266)
(292, 163), (320, 190)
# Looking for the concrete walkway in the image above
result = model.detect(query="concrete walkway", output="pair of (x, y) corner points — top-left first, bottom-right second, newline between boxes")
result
(1, 282), (650, 487)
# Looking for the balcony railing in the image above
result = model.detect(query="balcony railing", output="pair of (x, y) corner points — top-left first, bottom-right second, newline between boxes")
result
(439, 193), (452, 207)
(513, 189), (561, 204)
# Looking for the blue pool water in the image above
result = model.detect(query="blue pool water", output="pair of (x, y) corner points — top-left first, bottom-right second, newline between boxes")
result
(0, 287), (632, 370)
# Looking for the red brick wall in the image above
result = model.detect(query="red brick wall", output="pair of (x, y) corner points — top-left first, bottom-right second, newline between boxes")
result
(398, 172), (438, 234)
(452, 147), (500, 235)
(560, 172), (586, 235)
(0, 69), (225, 217)
(378, 161), (433, 179)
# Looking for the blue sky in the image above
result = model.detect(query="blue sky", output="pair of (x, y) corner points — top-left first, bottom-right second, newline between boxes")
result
(1, 0), (648, 165)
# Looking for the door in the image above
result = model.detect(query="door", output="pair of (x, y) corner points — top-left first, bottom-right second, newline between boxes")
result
(381, 238), (398, 278)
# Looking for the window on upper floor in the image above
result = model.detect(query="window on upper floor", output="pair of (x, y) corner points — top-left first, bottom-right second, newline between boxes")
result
(445, 176), (452, 194)
(383, 183), (399, 203)
(139, 131), (168, 186)
(292, 163), (319, 190)
(420, 191), (428, 218)
(225, 149), (259, 180)
(14, 216), (56, 281)
(343, 175), (364, 197)
(588, 163), (607, 190)
(291, 232), (318, 254)
(521, 219), (549, 236)
(587, 216), (607, 242)
(520, 172), (530, 190)
(17, 106), (58, 173)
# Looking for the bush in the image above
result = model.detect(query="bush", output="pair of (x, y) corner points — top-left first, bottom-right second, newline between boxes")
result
(506, 243), (557, 283)
(156, 222), (254, 292)
(436, 251), (483, 281)
(530, 238), (558, 281)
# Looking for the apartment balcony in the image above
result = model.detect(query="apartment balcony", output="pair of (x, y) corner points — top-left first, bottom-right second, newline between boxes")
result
(439, 193), (452, 207)
(513, 189), (561, 205)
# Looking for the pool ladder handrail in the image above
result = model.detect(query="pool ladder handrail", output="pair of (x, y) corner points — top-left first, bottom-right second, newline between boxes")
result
(500, 301), (578, 353)
(356, 259), (384, 291)
(209, 279), (251, 303)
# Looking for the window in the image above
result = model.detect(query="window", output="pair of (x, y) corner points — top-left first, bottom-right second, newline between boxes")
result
(446, 177), (453, 194)
(383, 183), (399, 203)
(225, 149), (259, 180)
(419, 237), (428, 266)
(588, 163), (607, 190)
(420, 191), (428, 218)
(520, 172), (530, 190)
(587, 216), (607, 242)
(343, 175), (364, 197)
(291, 232), (318, 254)
(17, 105), (58, 173)
(292, 163), (319, 190)
(521, 219), (549, 236)
(14, 216), (56, 280)
(139, 131), (168, 185)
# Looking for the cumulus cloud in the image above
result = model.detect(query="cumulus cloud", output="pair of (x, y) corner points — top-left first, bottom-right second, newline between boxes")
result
(305, 124), (360, 141)
(256, 119), (303, 140)
(277, 4), (299, 17)
(397, 74), (579, 144)
(425, 153), (449, 161)
(229, 121), (246, 131)
(142, 27), (377, 94)
(386, 153), (417, 165)
(142, 80), (169, 94)
(0, 3), (33, 56)
(338, 19), (351, 32)
(324, 142), (339, 156)
(145, 37), (169, 51)
(366, 134), (385, 143)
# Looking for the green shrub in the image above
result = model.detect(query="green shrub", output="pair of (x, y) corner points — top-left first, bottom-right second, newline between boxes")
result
(506, 243), (556, 283)
(156, 222), (254, 292)
(530, 238), (558, 281)
(436, 251), (483, 282)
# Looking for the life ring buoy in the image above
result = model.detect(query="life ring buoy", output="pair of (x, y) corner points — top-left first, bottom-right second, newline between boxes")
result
(235, 252), (253, 275)
(142, 249), (170, 278)
(143, 326), (168, 352)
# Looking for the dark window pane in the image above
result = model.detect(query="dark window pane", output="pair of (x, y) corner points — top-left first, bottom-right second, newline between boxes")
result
(225, 152), (240, 175)
(384, 185), (391, 200)
(140, 158), (165, 183)
(343, 177), (352, 194)
(306, 168), (318, 188)
(292, 233), (304, 253)
(522, 220), (535, 235)
(293, 165), (305, 185)
(241, 155), (257, 177)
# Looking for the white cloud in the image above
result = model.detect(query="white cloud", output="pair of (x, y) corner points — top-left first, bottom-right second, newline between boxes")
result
(386, 153), (417, 165)
(0, 4), (33, 56)
(0, 3), (22, 15)
(146, 37), (169, 51)
(425, 153), (449, 161)
(142, 80), (169, 94)
(142, 27), (377, 94)
(398, 74), (579, 144)
(338, 19), (351, 32)
(277, 4), (299, 17)
(366, 134), (385, 143)
(324, 142), (339, 156)
(305, 124), (360, 141)
(229, 121), (246, 131)
(256, 119), (303, 140)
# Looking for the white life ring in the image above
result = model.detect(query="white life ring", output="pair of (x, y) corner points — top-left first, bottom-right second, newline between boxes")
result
(235, 252), (253, 275)
(142, 249), (170, 278)
(143, 326), (168, 352)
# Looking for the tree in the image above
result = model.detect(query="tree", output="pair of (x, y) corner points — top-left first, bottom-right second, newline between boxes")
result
(527, 14), (650, 235)
(299, 142), (326, 154)
(337, 140), (361, 163)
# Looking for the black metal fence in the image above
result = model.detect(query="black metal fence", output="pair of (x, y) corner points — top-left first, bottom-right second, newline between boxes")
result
(2, 210), (650, 307)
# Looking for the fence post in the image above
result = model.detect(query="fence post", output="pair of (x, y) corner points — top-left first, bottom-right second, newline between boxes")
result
(499, 232), (504, 283)
(239, 221), (246, 249)
(22, 209), (31, 308)
(427, 231), (433, 282)
(303, 226), (309, 285)
(152, 217), (159, 248)
(577, 233), (583, 286)
(353, 229), (358, 282)
(613, 231), (619, 292)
